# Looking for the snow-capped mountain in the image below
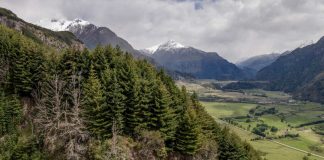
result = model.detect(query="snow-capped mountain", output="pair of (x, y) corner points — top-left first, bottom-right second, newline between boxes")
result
(37, 18), (148, 59)
(140, 41), (247, 80)
(38, 18), (91, 31)
(141, 40), (188, 55)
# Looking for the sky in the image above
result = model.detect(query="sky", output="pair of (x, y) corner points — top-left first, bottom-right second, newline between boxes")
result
(1, 0), (324, 62)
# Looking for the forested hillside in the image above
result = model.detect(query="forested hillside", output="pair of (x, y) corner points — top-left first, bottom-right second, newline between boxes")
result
(256, 37), (324, 103)
(0, 24), (261, 159)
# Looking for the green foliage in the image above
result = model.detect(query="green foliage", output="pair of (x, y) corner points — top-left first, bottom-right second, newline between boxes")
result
(270, 126), (278, 132)
(89, 137), (133, 160)
(82, 65), (106, 137)
(0, 24), (45, 95)
(0, 134), (44, 160)
(0, 92), (22, 136)
(174, 110), (198, 155)
(102, 68), (126, 133)
(0, 24), (261, 159)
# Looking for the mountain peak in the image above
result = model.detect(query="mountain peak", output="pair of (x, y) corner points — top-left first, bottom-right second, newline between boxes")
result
(161, 40), (185, 48)
(37, 18), (91, 31)
(143, 40), (187, 54)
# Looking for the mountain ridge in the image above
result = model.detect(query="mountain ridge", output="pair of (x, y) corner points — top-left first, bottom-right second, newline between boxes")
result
(0, 8), (85, 50)
(38, 18), (146, 59)
(256, 36), (324, 103)
(141, 40), (247, 80)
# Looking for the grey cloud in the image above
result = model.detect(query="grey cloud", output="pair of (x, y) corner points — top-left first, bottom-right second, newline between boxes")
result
(1, 0), (324, 62)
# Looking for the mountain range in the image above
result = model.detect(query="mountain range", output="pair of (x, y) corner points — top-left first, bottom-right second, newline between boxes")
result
(37, 18), (146, 59)
(256, 37), (324, 103)
(237, 53), (282, 75)
(4, 7), (324, 103)
(140, 40), (247, 80)
(38, 19), (252, 80)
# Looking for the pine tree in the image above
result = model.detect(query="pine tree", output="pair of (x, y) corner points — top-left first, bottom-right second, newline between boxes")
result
(0, 91), (21, 136)
(82, 65), (107, 137)
(217, 127), (248, 160)
(124, 66), (142, 135)
(149, 81), (176, 147)
(102, 68), (126, 134)
(136, 79), (153, 129)
(92, 46), (108, 78)
(174, 110), (198, 155)
(158, 70), (183, 121)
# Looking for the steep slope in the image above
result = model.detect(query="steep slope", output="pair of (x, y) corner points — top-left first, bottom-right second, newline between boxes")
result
(257, 37), (324, 92)
(141, 40), (246, 80)
(256, 37), (324, 103)
(38, 18), (145, 59)
(294, 72), (324, 103)
(0, 7), (84, 50)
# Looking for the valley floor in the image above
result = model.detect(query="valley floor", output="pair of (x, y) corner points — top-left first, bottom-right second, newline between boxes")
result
(177, 80), (324, 160)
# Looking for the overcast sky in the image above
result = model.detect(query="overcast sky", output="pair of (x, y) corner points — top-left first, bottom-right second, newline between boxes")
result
(1, 0), (324, 62)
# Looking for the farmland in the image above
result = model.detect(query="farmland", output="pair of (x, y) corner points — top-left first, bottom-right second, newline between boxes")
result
(177, 80), (324, 160)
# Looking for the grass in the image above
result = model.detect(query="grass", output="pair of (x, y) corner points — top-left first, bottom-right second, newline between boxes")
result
(182, 79), (324, 159)
(203, 101), (324, 160)
(201, 102), (256, 118)
(222, 120), (321, 160)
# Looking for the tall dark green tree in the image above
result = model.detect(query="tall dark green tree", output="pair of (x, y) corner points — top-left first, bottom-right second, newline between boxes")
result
(102, 68), (126, 134)
(82, 65), (106, 137)
(149, 81), (176, 147)
(0, 91), (21, 136)
(174, 110), (198, 155)
(124, 63), (142, 135)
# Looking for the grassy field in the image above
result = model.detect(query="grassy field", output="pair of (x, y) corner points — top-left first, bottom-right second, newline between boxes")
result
(179, 79), (324, 159)
(225, 123), (320, 160)
(176, 80), (292, 103)
(202, 102), (257, 118)
(203, 101), (324, 160)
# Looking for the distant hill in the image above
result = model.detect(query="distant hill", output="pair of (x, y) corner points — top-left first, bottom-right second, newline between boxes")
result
(256, 37), (324, 103)
(141, 40), (247, 80)
(237, 53), (283, 75)
(0, 7), (84, 50)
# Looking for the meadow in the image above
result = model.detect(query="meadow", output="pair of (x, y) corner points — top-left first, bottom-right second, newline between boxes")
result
(177, 79), (324, 160)
(203, 101), (324, 160)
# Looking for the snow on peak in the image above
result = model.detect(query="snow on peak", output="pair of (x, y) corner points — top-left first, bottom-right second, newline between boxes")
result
(160, 40), (185, 49)
(143, 40), (187, 54)
(37, 18), (91, 31)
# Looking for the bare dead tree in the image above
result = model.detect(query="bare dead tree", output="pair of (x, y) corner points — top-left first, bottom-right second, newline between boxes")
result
(33, 74), (89, 160)
(65, 74), (89, 160)
(111, 119), (119, 156)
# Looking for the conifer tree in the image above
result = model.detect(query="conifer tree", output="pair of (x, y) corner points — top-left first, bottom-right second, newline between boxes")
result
(102, 68), (126, 134)
(149, 81), (176, 147)
(217, 127), (248, 160)
(136, 79), (153, 129)
(0, 91), (21, 136)
(124, 66), (142, 135)
(174, 110), (198, 155)
(82, 65), (106, 137)
(92, 46), (108, 77)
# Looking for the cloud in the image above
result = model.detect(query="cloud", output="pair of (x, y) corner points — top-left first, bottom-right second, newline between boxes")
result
(1, 0), (324, 62)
